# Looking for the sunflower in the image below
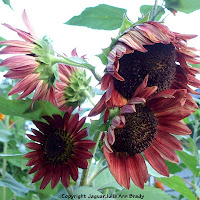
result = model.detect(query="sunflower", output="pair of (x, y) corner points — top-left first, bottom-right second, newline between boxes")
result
(103, 75), (197, 189)
(55, 49), (92, 111)
(89, 21), (200, 117)
(0, 10), (57, 108)
(24, 109), (95, 189)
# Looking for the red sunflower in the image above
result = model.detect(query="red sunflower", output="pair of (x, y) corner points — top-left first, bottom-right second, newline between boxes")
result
(24, 109), (95, 189)
(103, 75), (197, 189)
(0, 10), (57, 107)
(55, 49), (92, 111)
(89, 21), (200, 117)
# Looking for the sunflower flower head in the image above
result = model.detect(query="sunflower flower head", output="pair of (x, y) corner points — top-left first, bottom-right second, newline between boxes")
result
(103, 75), (197, 189)
(89, 16), (200, 117)
(24, 109), (95, 189)
(0, 10), (59, 108)
(56, 49), (92, 111)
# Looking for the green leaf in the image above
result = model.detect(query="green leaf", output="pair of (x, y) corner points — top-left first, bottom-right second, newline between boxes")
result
(0, 172), (33, 197)
(165, 0), (200, 14)
(140, 5), (165, 21)
(158, 175), (196, 200)
(65, 4), (126, 30)
(176, 151), (200, 176)
(165, 160), (186, 174)
(116, 185), (172, 200)
(0, 96), (63, 122)
(93, 168), (122, 190)
(73, 186), (112, 200)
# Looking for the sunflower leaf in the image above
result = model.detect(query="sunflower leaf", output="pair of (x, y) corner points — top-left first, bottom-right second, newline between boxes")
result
(0, 172), (34, 197)
(0, 96), (63, 121)
(164, 0), (200, 14)
(65, 4), (126, 30)
(176, 151), (200, 176)
(157, 175), (196, 200)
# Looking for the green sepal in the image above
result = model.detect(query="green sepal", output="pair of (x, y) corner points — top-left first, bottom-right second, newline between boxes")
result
(118, 14), (134, 35)
(133, 12), (150, 26)
(64, 70), (93, 107)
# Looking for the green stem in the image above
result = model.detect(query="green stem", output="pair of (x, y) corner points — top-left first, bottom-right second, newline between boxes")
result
(66, 187), (73, 195)
(80, 131), (102, 186)
(84, 90), (95, 106)
(87, 156), (105, 185)
(87, 166), (108, 186)
(151, 0), (158, 21)
(50, 56), (102, 82)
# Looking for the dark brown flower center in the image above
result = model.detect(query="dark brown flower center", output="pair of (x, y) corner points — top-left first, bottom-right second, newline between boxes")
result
(112, 104), (158, 155)
(113, 43), (176, 99)
(43, 129), (74, 165)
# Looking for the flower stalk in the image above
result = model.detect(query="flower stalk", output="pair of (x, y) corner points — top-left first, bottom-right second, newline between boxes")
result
(51, 56), (102, 82)
(80, 131), (102, 186)
(151, 0), (158, 21)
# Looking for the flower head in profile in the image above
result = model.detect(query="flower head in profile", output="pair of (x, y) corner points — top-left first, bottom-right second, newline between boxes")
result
(103, 75), (197, 189)
(24, 109), (95, 189)
(0, 10), (58, 108)
(55, 49), (92, 111)
(89, 20), (200, 117)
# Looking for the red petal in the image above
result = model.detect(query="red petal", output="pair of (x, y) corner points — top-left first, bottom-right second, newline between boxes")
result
(127, 154), (148, 189)
(61, 164), (70, 188)
(88, 93), (106, 117)
(72, 128), (88, 141)
(26, 155), (42, 166)
(25, 142), (42, 150)
(101, 74), (111, 90)
(156, 132), (182, 151)
(72, 155), (88, 169)
(68, 113), (79, 133)
(40, 165), (54, 189)
(28, 162), (43, 174)
(72, 117), (86, 135)
(152, 140), (179, 163)
(51, 165), (62, 189)
(158, 121), (192, 135)
(74, 140), (96, 150)
(24, 150), (41, 158)
(144, 146), (169, 176)
(26, 134), (44, 143)
(68, 160), (78, 181)
(74, 148), (93, 159)
(32, 165), (48, 183)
